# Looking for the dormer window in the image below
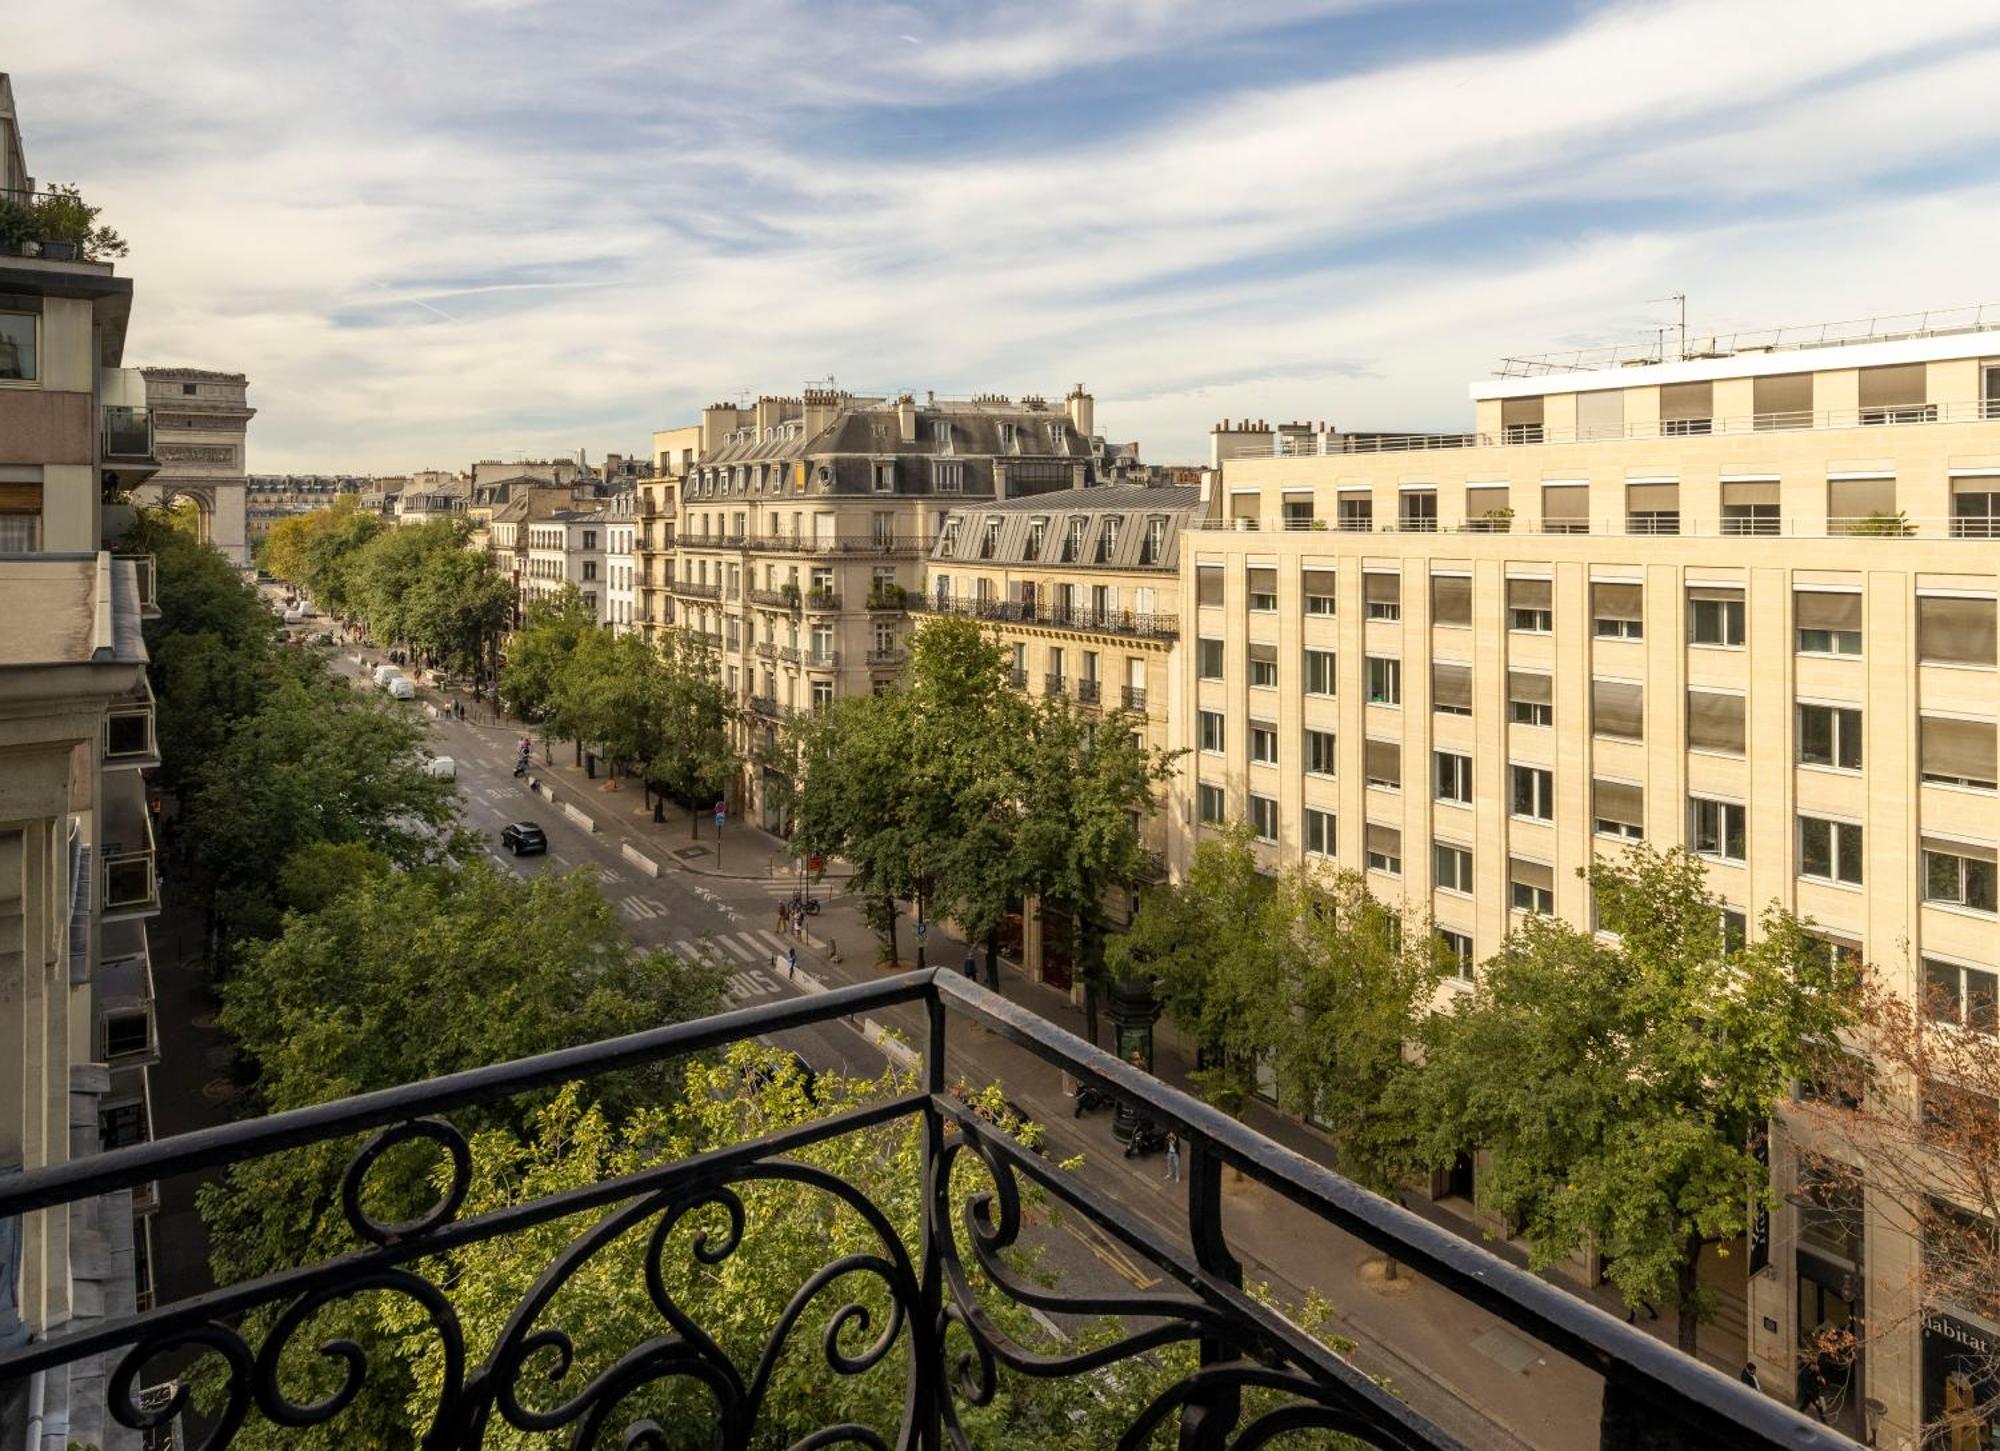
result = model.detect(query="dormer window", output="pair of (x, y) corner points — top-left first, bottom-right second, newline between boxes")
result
(940, 519), (961, 556)
(1024, 518), (1047, 561)
(1097, 516), (1121, 562)
(999, 421), (1018, 450)
(980, 520), (1000, 559)
(874, 462), (895, 493)
(1060, 517), (1085, 562)
(1047, 421), (1065, 451)
(933, 420), (952, 452)
(1139, 516), (1166, 565)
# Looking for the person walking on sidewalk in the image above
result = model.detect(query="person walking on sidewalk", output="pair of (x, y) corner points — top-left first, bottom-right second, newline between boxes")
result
(786, 945), (798, 980)
(961, 951), (977, 981)
(1164, 1132), (1181, 1183)
(776, 904), (787, 936)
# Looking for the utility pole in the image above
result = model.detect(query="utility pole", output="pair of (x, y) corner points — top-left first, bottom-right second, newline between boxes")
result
(1651, 293), (1688, 360)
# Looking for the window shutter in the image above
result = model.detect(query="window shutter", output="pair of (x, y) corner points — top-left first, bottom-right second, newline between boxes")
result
(1247, 567), (1276, 595)
(1501, 397), (1543, 427)
(1576, 391), (1624, 440)
(1466, 484), (1510, 516)
(0, 481), (42, 514)
(1592, 679), (1644, 739)
(1720, 481), (1779, 506)
(1858, 364), (1926, 408)
(1507, 577), (1552, 610)
(1363, 572), (1401, 605)
(1507, 670), (1552, 705)
(1248, 642), (1278, 663)
(1432, 662), (1472, 711)
(1827, 478), (1896, 519)
(1541, 485), (1588, 523)
(1302, 568), (1336, 596)
(1688, 584), (1744, 604)
(1593, 779), (1643, 830)
(1796, 591), (1862, 632)
(1922, 836), (1997, 863)
(1922, 717), (1997, 782)
(1918, 597), (1997, 666)
(1510, 858), (1554, 891)
(1364, 738), (1401, 786)
(1366, 822), (1401, 857)
(1196, 566), (1224, 606)
(1659, 381), (1712, 421)
(1753, 373), (1812, 417)
(1626, 483), (1679, 512)
(1592, 582), (1643, 620)
(1431, 575), (1472, 626)
(1687, 690), (1746, 754)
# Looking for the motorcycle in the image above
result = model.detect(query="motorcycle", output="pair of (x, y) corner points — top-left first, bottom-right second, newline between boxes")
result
(787, 894), (821, 917)
(512, 755), (530, 778)
(1123, 1117), (1168, 1159)
(1072, 1082), (1112, 1118)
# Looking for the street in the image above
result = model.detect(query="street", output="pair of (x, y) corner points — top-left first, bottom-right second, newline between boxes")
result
(371, 656), (1603, 1451)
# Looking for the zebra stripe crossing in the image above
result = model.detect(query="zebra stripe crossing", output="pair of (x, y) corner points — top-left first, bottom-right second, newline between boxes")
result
(669, 931), (794, 967)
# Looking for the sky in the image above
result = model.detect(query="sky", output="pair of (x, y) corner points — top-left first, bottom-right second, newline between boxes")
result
(13, 0), (2000, 473)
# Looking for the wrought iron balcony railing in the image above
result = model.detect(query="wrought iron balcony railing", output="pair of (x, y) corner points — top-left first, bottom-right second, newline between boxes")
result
(0, 972), (1851, 1450)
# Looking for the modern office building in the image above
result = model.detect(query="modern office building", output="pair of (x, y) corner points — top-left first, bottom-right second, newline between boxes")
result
(922, 482), (1202, 982)
(675, 387), (1112, 827)
(1178, 307), (2000, 1444)
(0, 71), (162, 1450)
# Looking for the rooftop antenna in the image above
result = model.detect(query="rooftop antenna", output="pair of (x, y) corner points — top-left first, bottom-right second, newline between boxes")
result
(1650, 293), (1687, 360)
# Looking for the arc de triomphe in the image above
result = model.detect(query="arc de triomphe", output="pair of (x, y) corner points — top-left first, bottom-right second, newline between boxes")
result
(133, 367), (255, 564)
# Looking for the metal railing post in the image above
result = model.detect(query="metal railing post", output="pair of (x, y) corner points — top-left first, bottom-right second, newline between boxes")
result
(1179, 1135), (1243, 1450)
(916, 985), (948, 1450)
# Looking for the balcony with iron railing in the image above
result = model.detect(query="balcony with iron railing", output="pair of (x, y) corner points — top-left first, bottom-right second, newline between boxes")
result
(907, 595), (1179, 641)
(803, 589), (840, 611)
(674, 580), (721, 600)
(116, 552), (159, 618)
(0, 972), (1845, 1451)
(1006, 667), (1027, 688)
(1076, 678), (1101, 706)
(748, 586), (795, 608)
(98, 773), (159, 921)
(749, 695), (784, 720)
(747, 533), (934, 557)
(865, 648), (906, 668)
(1196, 510), (2000, 541)
(96, 917), (157, 1069)
(1043, 673), (1066, 697)
(1122, 684), (1149, 711)
(805, 650), (841, 670)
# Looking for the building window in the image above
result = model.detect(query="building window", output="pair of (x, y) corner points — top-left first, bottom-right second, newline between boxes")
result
(1508, 670), (1552, 727)
(1923, 841), (1997, 914)
(1248, 644), (1278, 690)
(1192, 783), (1224, 831)
(1096, 516), (1120, 561)
(1305, 729), (1337, 777)
(1435, 751), (1472, 806)
(1796, 591), (1862, 656)
(811, 681), (834, 710)
(1305, 809), (1335, 858)
(1337, 494), (1373, 532)
(1510, 764), (1554, 821)
(1060, 516), (1085, 562)
(1686, 689), (1746, 756)
(1436, 929), (1474, 981)
(1366, 656), (1401, 705)
(1917, 595), (1997, 665)
(1432, 661), (1471, 717)
(1591, 678), (1644, 741)
(1593, 779), (1643, 840)
(1507, 577), (1552, 633)
(1431, 574), (1472, 628)
(1249, 722), (1278, 766)
(1363, 573), (1401, 621)
(1303, 648), (1336, 697)
(1248, 567), (1277, 612)
(874, 462), (895, 493)
(1509, 859), (1555, 915)
(1363, 738), (1400, 791)
(1366, 823), (1401, 876)
(1798, 704), (1862, 771)
(1195, 565), (1224, 607)
(582, 560), (597, 581)
(1923, 957), (1999, 1034)
(980, 520), (1000, 559)
(1198, 710), (1225, 755)
(1591, 582), (1643, 639)
(0, 311), (37, 380)
(933, 460), (963, 492)
(1140, 516), (1166, 565)
(1400, 490), (1438, 532)
(1303, 569), (1336, 616)
(1920, 715), (1998, 790)
(1024, 519), (1046, 560)
(1690, 797), (1747, 862)
(1799, 815), (1864, 886)
(1434, 843), (1474, 894)
(1248, 794), (1279, 844)
(1196, 638), (1224, 680)
(1688, 589), (1746, 647)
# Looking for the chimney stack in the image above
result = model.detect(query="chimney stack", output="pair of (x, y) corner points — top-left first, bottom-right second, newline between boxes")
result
(1066, 383), (1094, 439)
(896, 393), (918, 443)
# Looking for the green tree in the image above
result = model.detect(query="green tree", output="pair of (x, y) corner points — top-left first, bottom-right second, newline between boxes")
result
(298, 502), (386, 618)
(1398, 845), (1859, 1351)
(1007, 691), (1178, 1044)
(401, 543), (515, 681)
(646, 626), (738, 830)
(556, 627), (668, 786)
(347, 518), (470, 654)
(501, 585), (599, 736)
(197, 860), (729, 1449)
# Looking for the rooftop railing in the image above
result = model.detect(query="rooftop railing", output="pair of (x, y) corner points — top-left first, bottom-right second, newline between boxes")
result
(907, 594), (1180, 641)
(1191, 513), (1998, 541)
(1242, 399), (2000, 460)
(0, 972), (1849, 1450)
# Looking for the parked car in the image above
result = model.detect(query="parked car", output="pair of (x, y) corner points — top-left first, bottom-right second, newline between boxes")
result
(424, 756), (456, 780)
(500, 822), (547, 856)
(282, 608), (303, 625)
(372, 664), (404, 688)
(386, 677), (417, 700)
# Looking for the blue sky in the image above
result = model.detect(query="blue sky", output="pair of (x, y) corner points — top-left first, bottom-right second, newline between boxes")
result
(14, 0), (2000, 471)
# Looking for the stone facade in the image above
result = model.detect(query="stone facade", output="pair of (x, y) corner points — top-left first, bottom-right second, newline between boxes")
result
(136, 367), (255, 564)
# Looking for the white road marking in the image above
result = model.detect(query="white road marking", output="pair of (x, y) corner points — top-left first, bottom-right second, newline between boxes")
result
(753, 929), (794, 956)
(618, 895), (666, 922)
(713, 936), (758, 963)
(723, 969), (781, 1003)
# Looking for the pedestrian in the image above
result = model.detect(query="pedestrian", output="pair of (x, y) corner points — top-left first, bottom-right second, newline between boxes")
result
(1740, 1363), (1761, 1393)
(786, 945), (798, 979)
(1165, 1132), (1181, 1182)
(961, 951), (977, 981)
(777, 904), (787, 936)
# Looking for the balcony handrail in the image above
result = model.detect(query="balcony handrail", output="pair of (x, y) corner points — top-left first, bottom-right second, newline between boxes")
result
(0, 969), (1845, 1451)
(1249, 398), (2000, 459)
(911, 595), (1179, 640)
(1190, 513), (2000, 541)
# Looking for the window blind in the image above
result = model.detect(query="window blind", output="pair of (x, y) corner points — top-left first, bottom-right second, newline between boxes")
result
(1593, 779), (1643, 829)
(1592, 679), (1644, 739)
(1796, 591), (1862, 631)
(1687, 690), (1746, 754)
(1431, 576), (1472, 626)
(1507, 577), (1552, 609)
(1918, 596), (1996, 666)
(1508, 670), (1552, 705)
(1363, 572), (1401, 604)
(1433, 662), (1472, 711)
(1592, 582), (1643, 620)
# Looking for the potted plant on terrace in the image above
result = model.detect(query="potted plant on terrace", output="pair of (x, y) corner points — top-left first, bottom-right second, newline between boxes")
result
(0, 196), (35, 256)
(31, 184), (128, 262)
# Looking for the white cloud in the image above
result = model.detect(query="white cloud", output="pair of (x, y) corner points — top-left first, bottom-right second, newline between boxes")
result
(7, 0), (1999, 469)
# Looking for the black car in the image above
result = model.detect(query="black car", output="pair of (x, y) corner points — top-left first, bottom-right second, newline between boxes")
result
(500, 822), (547, 856)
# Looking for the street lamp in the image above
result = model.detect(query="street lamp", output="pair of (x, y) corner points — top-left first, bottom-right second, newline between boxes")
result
(1107, 973), (1159, 1144)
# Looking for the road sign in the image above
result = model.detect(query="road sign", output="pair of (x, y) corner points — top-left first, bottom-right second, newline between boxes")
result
(714, 809), (725, 827)
(914, 920), (927, 938)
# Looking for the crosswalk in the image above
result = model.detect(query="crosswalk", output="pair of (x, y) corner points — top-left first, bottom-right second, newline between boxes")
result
(663, 930), (800, 1003)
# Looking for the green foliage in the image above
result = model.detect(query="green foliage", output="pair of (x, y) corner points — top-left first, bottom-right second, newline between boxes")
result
(263, 500), (385, 618)
(501, 585), (599, 726)
(1396, 845), (1858, 1348)
(644, 626), (737, 811)
(31, 182), (128, 258)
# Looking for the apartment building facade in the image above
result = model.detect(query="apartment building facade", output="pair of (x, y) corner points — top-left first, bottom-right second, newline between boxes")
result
(639, 424), (698, 642)
(675, 387), (1106, 827)
(1180, 318), (2000, 1444)
(604, 488), (636, 633)
(523, 509), (605, 616)
(924, 483), (1200, 982)
(0, 72), (162, 1449)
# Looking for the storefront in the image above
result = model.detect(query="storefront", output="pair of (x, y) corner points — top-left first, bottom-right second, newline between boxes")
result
(1923, 1310), (2000, 1450)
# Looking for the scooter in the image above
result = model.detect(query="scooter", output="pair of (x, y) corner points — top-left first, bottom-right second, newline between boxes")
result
(1073, 1082), (1112, 1118)
(786, 894), (821, 917)
(1123, 1117), (1168, 1159)
(513, 755), (530, 778)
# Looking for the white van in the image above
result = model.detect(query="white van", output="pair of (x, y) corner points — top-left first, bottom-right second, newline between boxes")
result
(282, 608), (303, 625)
(423, 756), (456, 780)
(372, 665), (405, 688)
(386, 677), (417, 700)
